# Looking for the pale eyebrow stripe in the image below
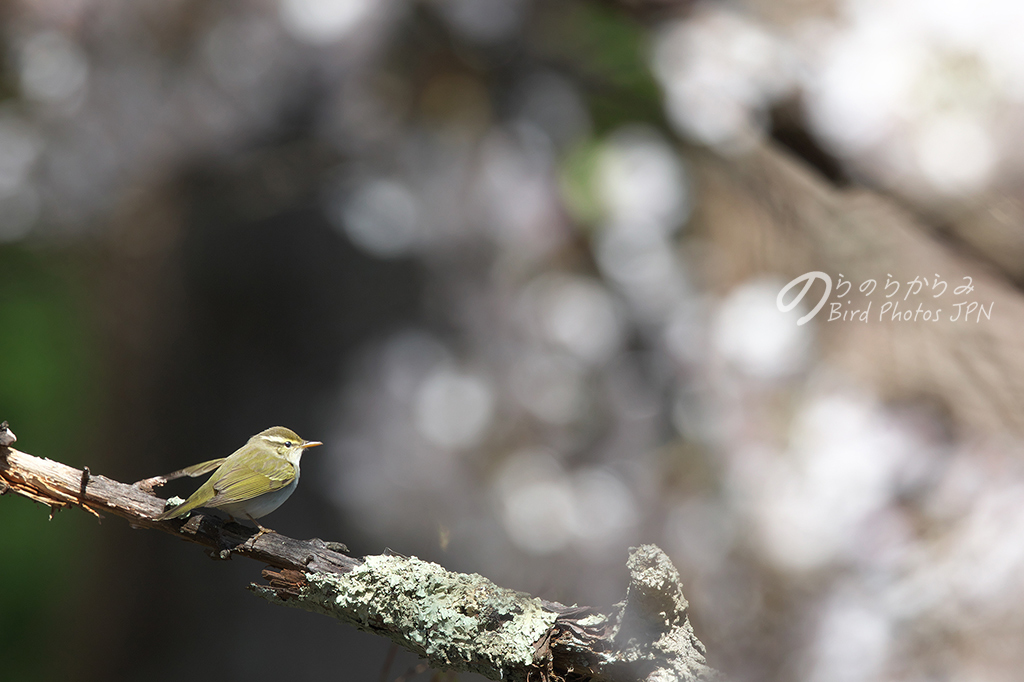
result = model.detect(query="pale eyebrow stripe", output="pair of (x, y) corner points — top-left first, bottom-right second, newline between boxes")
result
(261, 436), (291, 445)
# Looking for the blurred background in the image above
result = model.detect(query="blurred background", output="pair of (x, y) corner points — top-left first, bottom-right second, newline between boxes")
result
(4, 0), (1024, 680)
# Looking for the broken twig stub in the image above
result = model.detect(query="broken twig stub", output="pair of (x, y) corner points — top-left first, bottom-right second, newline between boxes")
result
(0, 421), (17, 447)
(254, 546), (723, 682)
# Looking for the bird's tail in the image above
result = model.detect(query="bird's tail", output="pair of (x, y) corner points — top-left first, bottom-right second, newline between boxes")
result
(154, 493), (205, 521)
(152, 460), (223, 521)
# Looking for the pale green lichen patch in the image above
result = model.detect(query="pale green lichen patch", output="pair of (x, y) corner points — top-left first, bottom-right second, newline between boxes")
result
(254, 554), (558, 680)
(610, 545), (722, 681)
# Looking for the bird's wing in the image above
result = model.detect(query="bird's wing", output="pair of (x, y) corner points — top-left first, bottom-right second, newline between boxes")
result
(171, 457), (228, 479)
(207, 454), (296, 507)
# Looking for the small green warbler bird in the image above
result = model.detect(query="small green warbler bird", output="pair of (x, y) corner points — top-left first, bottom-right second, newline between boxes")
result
(155, 426), (321, 534)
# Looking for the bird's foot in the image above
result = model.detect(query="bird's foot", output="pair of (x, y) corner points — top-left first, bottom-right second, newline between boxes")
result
(239, 515), (275, 550)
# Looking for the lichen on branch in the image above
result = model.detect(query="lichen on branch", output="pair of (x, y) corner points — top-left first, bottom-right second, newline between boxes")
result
(1, 429), (722, 682)
(255, 554), (558, 679)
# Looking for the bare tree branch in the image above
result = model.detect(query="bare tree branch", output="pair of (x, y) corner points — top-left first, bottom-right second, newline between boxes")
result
(689, 139), (1024, 435)
(0, 431), (722, 682)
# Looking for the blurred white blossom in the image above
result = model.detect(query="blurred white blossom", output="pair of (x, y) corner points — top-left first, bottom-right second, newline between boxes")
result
(279, 0), (374, 44)
(18, 31), (89, 105)
(477, 126), (564, 258)
(596, 126), (690, 231)
(714, 279), (813, 380)
(652, 7), (796, 151)
(414, 367), (495, 450)
(597, 225), (687, 319)
(802, 0), (1024, 196)
(494, 449), (576, 554)
(333, 178), (422, 257)
(568, 468), (638, 554)
(742, 391), (922, 571)
(529, 274), (622, 365)
(805, 592), (892, 682)
(494, 449), (637, 555)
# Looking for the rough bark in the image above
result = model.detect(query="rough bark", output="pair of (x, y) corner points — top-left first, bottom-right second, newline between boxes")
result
(0, 431), (721, 682)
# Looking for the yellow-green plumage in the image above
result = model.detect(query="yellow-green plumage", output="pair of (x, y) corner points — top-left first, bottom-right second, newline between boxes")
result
(155, 426), (321, 522)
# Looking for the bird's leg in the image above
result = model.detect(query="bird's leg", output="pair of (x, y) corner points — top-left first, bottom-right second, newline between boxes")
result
(241, 514), (276, 548)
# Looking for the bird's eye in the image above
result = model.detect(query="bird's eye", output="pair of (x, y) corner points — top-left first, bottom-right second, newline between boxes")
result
(285, 441), (293, 447)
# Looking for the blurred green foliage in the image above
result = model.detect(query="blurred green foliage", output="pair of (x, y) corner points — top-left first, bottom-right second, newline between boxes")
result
(540, 3), (665, 133)
(544, 3), (669, 235)
(0, 245), (100, 682)
(560, 139), (605, 227)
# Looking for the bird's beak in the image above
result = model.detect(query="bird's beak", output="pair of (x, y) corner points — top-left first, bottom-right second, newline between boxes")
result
(301, 441), (323, 449)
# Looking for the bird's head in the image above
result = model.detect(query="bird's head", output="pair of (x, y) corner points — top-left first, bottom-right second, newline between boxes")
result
(253, 426), (322, 461)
